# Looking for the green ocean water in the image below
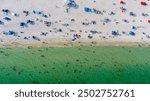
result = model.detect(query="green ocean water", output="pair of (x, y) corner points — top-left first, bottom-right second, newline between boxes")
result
(0, 46), (150, 84)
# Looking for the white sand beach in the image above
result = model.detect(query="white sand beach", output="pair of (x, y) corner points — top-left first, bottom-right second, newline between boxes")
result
(0, 0), (150, 47)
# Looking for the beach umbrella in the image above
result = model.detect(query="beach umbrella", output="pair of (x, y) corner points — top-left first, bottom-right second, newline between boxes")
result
(141, 1), (147, 6)
(2, 9), (11, 15)
(64, 0), (79, 9)
(112, 31), (119, 36)
(3, 31), (18, 36)
(104, 18), (111, 23)
(32, 36), (40, 41)
(129, 12), (137, 17)
(84, 7), (92, 12)
(142, 13), (149, 17)
(132, 26), (137, 30)
(129, 31), (135, 36)
(20, 22), (28, 28)
(3, 17), (11, 21)
(120, 0), (125, 5)
(0, 21), (4, 25)
(27, 20), (35, 25)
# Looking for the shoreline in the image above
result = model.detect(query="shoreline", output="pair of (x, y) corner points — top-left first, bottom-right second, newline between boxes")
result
(0, 41), (149, 48)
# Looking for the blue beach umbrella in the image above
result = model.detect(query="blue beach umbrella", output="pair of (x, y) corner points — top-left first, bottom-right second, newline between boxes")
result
(84, 7), (92, 12)
(0, 20), (4, 25)
(112, 31), (119, 36)
(3, 17), (11, 21)
(65, 0), (79, 9)
(27, 20), (35, 25)
(129, 31), (136, 36)
(3, 30), (18, 36)
(129, 12), (137, 17)
(20, 22), (28, 28)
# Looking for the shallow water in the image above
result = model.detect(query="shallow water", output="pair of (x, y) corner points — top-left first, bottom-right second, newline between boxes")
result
(0, 46), (150, 84)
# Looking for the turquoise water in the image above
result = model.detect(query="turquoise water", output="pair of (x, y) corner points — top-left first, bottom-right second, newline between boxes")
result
(0, 46), (150, 84)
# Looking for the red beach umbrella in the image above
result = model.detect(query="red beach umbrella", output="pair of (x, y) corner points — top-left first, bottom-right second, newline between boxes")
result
(141, 1), (147, 6)
(120, 0), (125, 5)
